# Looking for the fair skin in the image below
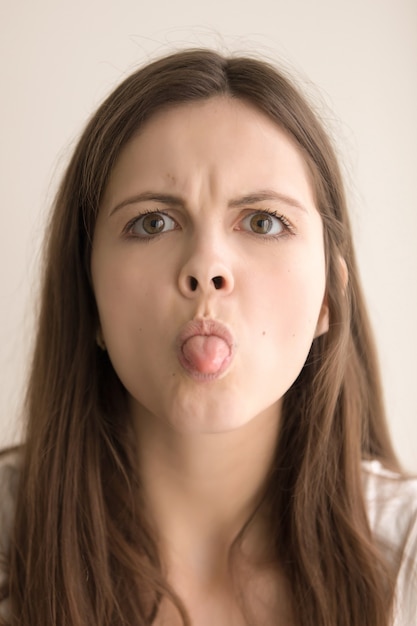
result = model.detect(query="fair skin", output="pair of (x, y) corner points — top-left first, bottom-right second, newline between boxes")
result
(91, 96), (329, 624)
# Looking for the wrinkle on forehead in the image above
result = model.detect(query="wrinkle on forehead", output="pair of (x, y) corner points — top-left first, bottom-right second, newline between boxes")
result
(100, 95), (318, 219)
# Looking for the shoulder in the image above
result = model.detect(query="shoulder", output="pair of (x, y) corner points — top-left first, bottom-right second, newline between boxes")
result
(362, 459), (417, 625)
(362, 459), (417, 549)
(0, 447), (22, 620)
(0, 448), (21, 572)
(0, 446), (21, 525)
(0, 446), (21, 480)
(0, 447), (21, 517)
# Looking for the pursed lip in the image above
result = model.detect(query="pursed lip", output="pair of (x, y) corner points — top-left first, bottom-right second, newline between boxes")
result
(175, 318), (236, 380)
(176, 318), (234, 348)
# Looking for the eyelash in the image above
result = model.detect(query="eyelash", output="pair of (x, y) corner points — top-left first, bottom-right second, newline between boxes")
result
(241, 209), (295, 239)
(123, 209), (175, 240)
(123, 208), (295, 240)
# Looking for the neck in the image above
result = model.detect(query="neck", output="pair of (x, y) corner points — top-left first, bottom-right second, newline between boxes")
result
(134, 403), (281, 577)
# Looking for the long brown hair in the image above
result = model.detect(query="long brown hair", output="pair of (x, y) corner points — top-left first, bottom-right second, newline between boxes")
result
(1, 49), (399, 625)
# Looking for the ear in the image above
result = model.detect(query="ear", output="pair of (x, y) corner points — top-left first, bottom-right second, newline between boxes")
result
(314, 295), (329, 338)
(338, 256), (349, 292)
(314, 256), (348, 339)
(96, 326), (107, 350)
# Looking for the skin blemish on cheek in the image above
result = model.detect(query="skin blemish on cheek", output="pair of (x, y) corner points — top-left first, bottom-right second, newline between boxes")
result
(262, 331), (266, 336)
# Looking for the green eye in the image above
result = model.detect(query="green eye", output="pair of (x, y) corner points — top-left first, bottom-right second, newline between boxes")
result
(250, 214), (275, 234)
(130, 212), (177, 237)
(241, 211), (285, 236)
(142, 214), (165, 234)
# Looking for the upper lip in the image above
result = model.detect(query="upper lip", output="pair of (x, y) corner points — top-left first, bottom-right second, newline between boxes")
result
(176, 318), (234, 350)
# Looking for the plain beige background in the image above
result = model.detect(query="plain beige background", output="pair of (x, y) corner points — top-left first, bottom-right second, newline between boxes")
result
(0, 0), (416, 470)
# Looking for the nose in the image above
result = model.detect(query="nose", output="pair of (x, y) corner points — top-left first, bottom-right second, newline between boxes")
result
(178, 244), (235, 298)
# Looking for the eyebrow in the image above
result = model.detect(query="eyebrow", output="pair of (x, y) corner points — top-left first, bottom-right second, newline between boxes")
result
(109, 192), (185, 216)
(228, 190), (308, 213)
(109, 189), (308, 216)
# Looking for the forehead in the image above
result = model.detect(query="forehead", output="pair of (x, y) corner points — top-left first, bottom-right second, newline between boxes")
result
(101, 96), (316, 211)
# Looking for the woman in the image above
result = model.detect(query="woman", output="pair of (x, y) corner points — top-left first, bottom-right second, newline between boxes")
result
(0, 48), (416, 626)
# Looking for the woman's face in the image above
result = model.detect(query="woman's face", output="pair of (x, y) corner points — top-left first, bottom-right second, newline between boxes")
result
(91, 96), (328, 433)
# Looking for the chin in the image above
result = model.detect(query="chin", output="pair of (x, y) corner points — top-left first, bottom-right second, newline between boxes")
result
(162, 398), (265, 435)
(171, 416), (248, 435)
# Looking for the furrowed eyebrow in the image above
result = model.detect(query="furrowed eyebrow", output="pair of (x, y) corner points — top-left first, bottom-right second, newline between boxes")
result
(228, 190), (308, 213)
(109, 192), (185, 216)
(109, 189), (309, 216)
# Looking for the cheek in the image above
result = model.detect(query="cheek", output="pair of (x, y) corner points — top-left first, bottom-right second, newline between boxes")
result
(251, 267), (325, 395)
(93, 251), (173, 321)
(92, 260), (175, 384)
(248, 257), (326, 332)
(93, 264), (139, 360)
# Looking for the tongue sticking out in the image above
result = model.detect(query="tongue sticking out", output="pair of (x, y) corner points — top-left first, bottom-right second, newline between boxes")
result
(182, 335), (230, 374)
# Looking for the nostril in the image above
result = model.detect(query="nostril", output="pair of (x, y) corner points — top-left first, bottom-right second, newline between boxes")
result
(189, 276), (198, 291)
(212, 276), (224, 290)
